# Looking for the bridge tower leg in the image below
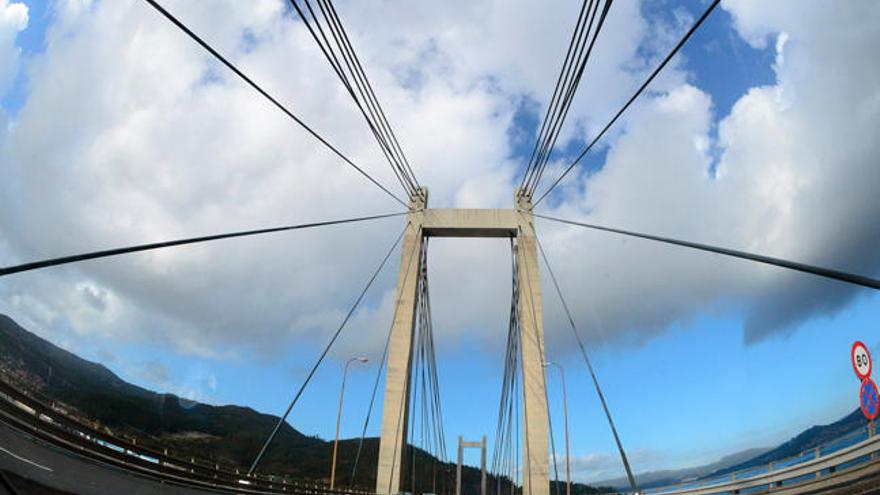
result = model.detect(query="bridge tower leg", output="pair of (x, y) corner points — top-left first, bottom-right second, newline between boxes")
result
(375, 190), (426, 495)
(516, 193), (551, 495)
(375, 189), (550, 495)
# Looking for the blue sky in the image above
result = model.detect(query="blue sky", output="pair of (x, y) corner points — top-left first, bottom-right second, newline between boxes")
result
(1, 0), (879, 485)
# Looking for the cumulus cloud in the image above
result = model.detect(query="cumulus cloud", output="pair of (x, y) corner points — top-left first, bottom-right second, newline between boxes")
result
(0, 0), (26, 92)
(0, 0), (877, 366)
(0, 0), (655, 358)
(541, 0), (880, 347)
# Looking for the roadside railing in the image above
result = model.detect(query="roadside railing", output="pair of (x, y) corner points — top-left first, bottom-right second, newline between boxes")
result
(5, 376), (878, 495)
(0, 378), (372, 495)
(643, 420), (879, 495)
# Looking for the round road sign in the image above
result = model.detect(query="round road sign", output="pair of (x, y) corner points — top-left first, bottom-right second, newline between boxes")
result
(852, 341), (872, 381)
(860, 378), (879, 421)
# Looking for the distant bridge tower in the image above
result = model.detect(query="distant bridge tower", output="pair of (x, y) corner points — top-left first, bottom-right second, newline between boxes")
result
(375, 188), (550, 495)
(456, 435), (487, 495)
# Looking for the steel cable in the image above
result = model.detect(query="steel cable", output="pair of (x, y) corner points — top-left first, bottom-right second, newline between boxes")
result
(519, 0), (594, 192)
(350, 226), (423, 488)
(535, 233), (638, 491)
(321, 0), (421, 195)
(0, 212), (407, 278)
(142, 0), (408, 208)
(521, 0), (614, 198)
(535, 213), (880, 290)
(524, 0), (602, 195)
(534, 0), (721, 207)
(291, 0), (414, 197)
(528, 0), (613, 196)
(348, 303), (394, 488)
(248, 222), (408, 474)
(289, 0), (420, 198)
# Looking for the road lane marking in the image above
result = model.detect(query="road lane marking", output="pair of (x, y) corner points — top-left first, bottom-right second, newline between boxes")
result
(0, 446), (53, 472)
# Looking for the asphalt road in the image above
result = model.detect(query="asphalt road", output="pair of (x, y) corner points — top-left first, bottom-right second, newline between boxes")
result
(0, 419), (227, 495)
(2, 414), (880, 495)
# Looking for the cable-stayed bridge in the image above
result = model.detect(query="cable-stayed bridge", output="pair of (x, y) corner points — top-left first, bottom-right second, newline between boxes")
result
(1, 1), (879, 494)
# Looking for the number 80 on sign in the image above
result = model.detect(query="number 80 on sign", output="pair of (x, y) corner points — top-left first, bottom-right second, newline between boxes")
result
(852, 341), (872, 381)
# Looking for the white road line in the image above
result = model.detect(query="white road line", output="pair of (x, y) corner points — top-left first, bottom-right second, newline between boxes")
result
(0, 445), (53, 472)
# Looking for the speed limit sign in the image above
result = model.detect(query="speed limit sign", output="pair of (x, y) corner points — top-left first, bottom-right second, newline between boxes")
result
(852, 341), (872, 381)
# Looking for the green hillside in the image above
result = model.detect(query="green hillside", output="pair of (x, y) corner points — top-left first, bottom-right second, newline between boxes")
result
(0, 313), (612, 493)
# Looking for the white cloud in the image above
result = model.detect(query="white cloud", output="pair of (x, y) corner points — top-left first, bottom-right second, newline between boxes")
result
(541, 0), (880, 346)
(0, 0), (877, 367)
(0, 0), (656, 358)
(0, 0), (26, 96)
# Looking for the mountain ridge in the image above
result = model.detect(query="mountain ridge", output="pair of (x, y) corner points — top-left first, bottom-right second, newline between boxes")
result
(4, 312), (866, 492)
(595, 404), (866, 489)
(593, 446), (772, 489)
(0, 313), (615, 493)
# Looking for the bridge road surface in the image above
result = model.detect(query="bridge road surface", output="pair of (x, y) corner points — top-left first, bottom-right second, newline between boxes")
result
(3, 415), (880, 495)
(0, 419), (223, 495)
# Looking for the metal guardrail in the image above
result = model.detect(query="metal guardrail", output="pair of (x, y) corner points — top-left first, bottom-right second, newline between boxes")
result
(0, 378), (372, 495)
(644, 421), (879, 495)
(5, 377), (879, 495)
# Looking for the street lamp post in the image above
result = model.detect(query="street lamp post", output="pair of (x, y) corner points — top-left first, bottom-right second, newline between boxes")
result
(544, 361), (571, 495)
(331, 356), (368, 489)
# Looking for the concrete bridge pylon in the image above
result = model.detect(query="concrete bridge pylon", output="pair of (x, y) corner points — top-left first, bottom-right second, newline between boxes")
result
(374, 188), (550, 495)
